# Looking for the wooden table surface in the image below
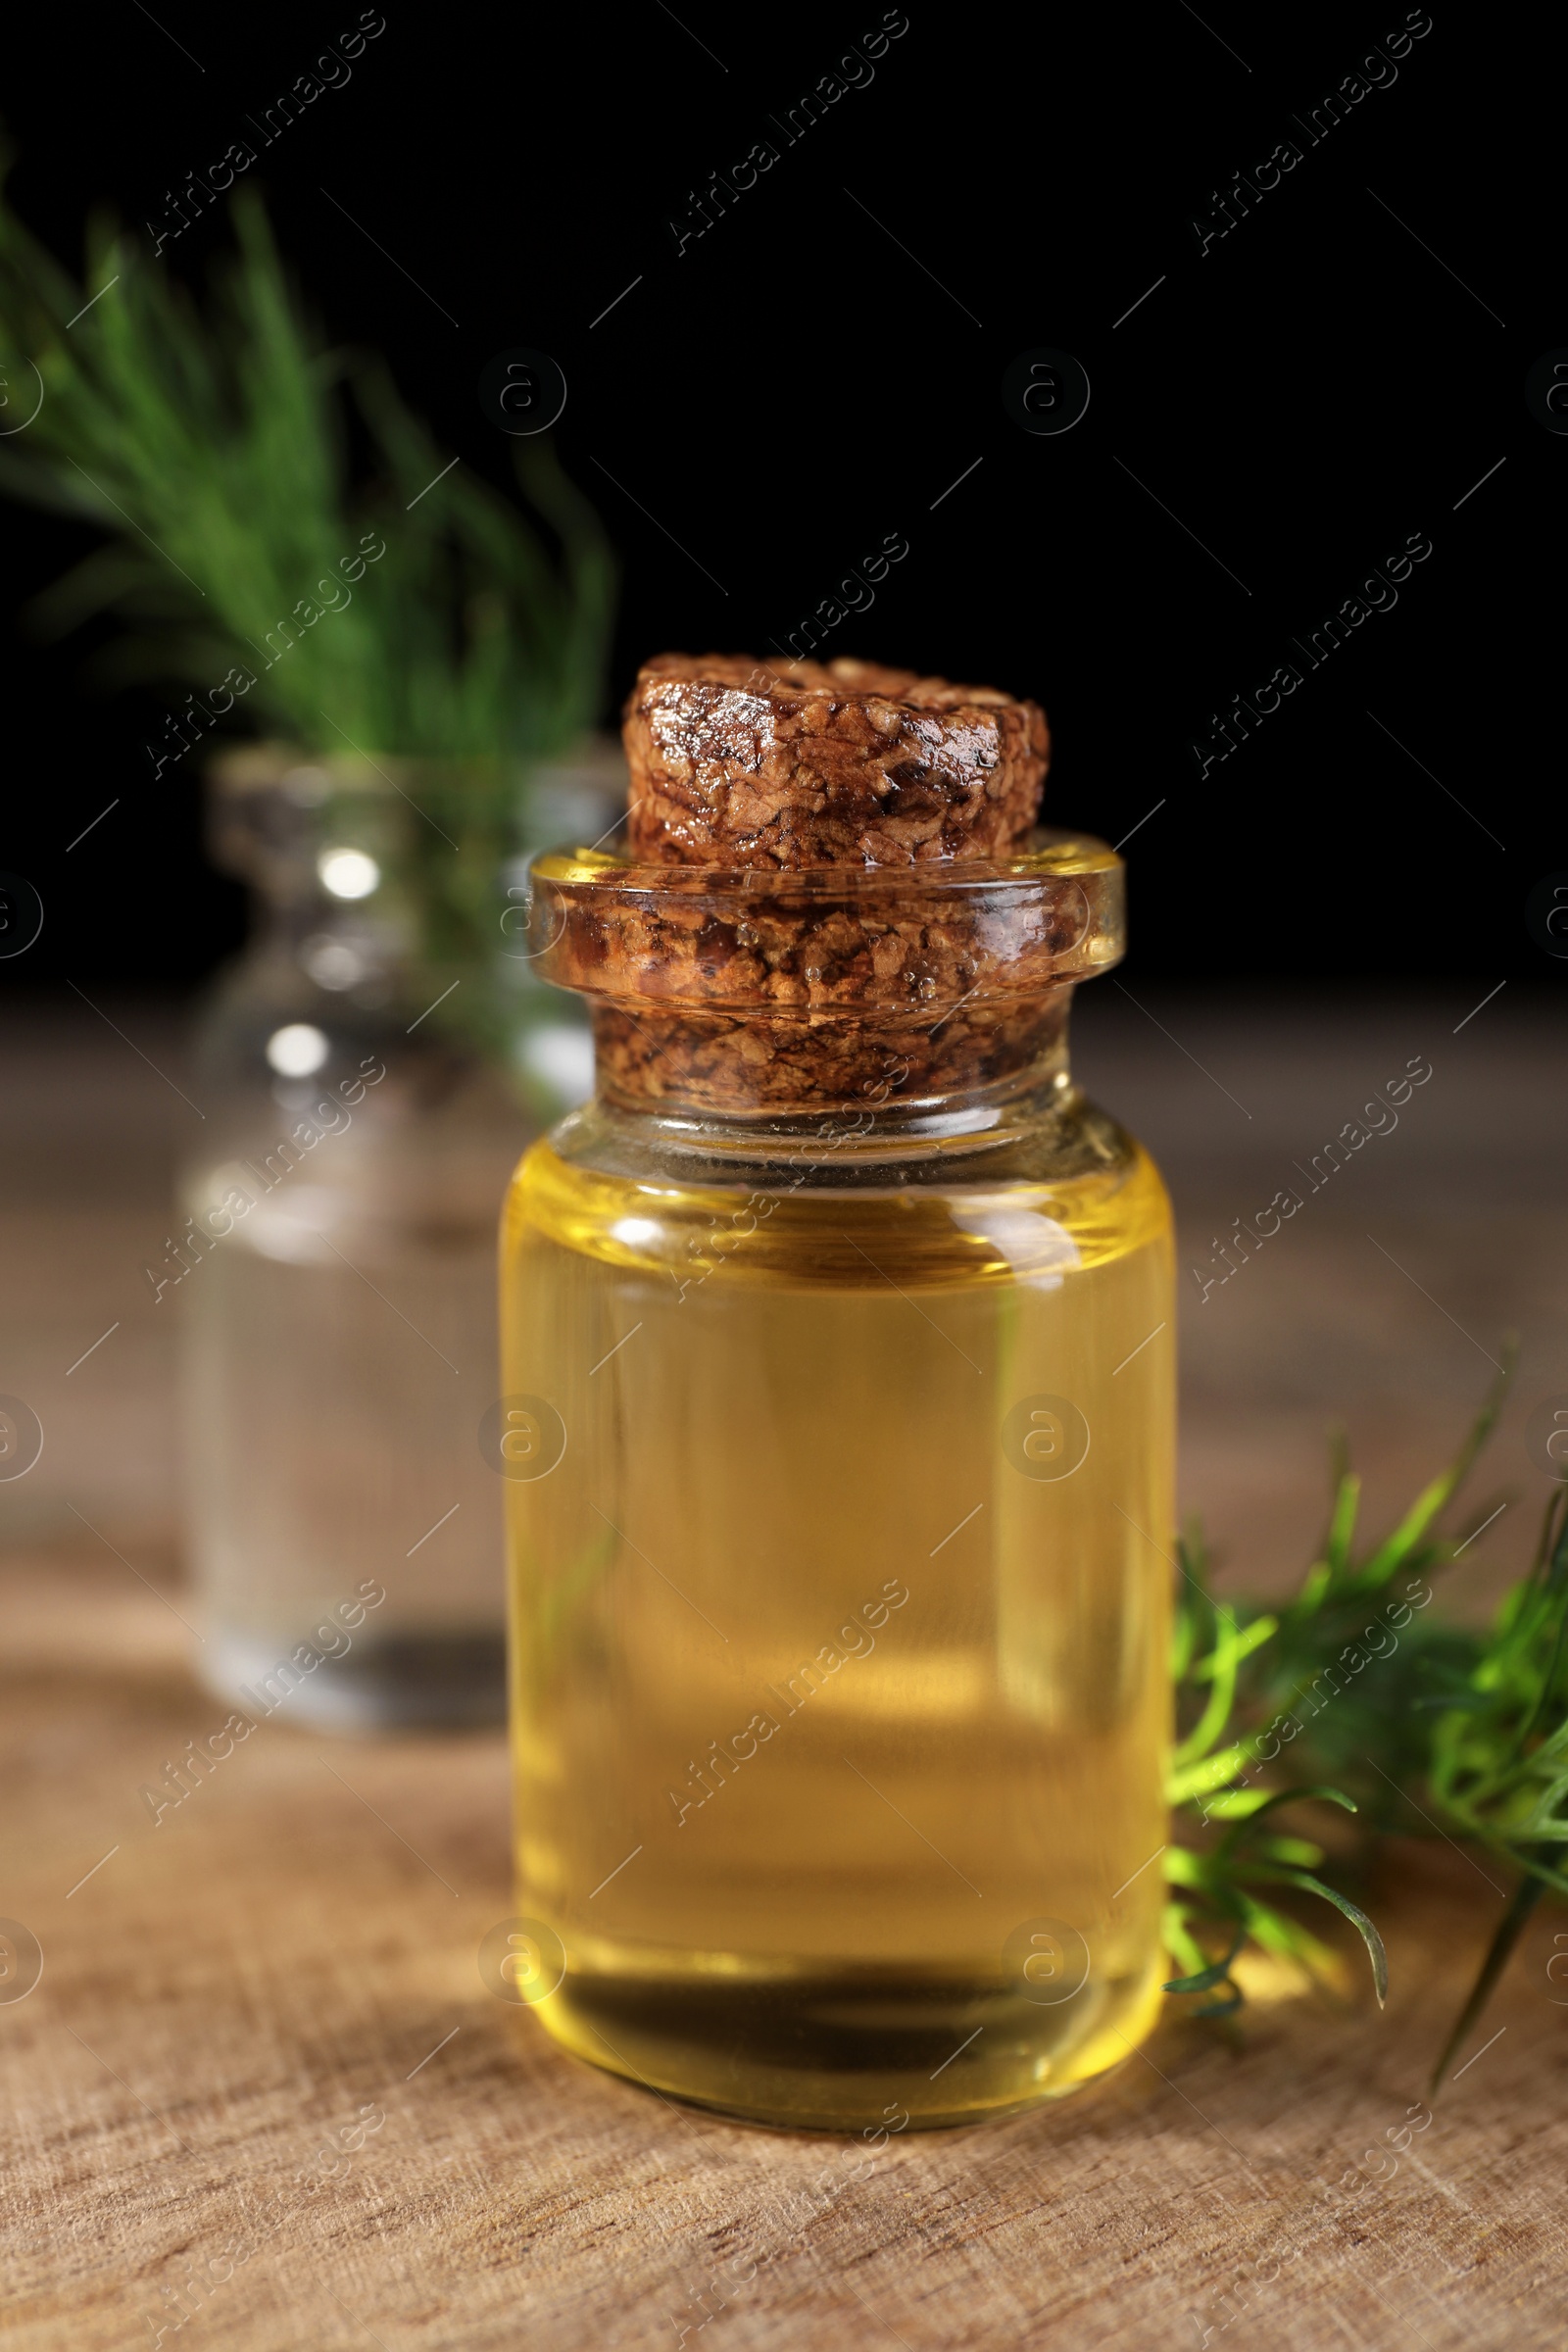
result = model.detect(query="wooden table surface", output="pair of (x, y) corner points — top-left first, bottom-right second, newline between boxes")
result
(3, 986), (1566, 2350)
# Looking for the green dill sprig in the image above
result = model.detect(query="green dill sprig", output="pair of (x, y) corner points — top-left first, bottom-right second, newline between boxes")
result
(0, 152), (614, 1064)
(1162, 1362), (1516, 2023)
(1429, 1488), (1568, 1886)
(0, 151), (613, 765)
(1424, 1485), (1568, 2088)
(1163, 1543), (1387, 2018)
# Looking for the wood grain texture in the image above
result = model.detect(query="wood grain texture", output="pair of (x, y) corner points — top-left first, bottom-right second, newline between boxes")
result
(3, 1555), (1566, 2352)
(2, 993), (1565, 2349)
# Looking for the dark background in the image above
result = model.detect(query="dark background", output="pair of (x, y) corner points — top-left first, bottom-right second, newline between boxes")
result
(0, 0), (1556, 989)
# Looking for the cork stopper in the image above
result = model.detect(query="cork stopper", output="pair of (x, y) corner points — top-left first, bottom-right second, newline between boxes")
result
(525, 654), (1108, 1114)
(623, 652), (1049, 869)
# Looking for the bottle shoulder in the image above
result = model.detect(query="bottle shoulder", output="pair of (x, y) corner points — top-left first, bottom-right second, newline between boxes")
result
(504, 1091), (1170, 1289)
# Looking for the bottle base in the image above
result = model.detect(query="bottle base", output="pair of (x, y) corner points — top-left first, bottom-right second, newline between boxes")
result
(529, 1957), (1166, 2132)
(201, 1628), (507, 1731)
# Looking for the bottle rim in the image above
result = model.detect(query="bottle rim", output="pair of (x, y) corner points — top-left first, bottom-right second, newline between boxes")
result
(525, 826), (1124, 1014)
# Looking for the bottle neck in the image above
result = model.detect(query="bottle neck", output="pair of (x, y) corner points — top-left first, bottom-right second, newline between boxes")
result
(589, 985), (1076, 1128)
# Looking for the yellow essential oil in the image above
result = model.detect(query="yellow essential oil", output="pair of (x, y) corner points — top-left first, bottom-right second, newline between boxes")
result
(500, 1106), (1174, 2129)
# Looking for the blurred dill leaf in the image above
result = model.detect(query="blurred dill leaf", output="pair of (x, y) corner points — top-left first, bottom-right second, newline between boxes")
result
(0, 149), (615, 1065)
(0, 149), (613, 765)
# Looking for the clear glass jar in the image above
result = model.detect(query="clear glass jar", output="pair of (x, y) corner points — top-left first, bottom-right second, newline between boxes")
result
(177, 744), (611, 1731)
(499, 832), (1174, 2127)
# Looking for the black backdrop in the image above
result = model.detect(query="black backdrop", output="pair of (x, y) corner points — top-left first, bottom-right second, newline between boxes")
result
(1, 1), (1557, 988)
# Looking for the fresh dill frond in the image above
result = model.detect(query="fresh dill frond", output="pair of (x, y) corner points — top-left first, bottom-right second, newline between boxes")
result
(1164, 1534), (1387, 2020)
(0, 152), (612, 764)
(1425, 1486), (1568, 2087)
(0, 152), (614, 1063)
(1163, 1360), (1516, 2028)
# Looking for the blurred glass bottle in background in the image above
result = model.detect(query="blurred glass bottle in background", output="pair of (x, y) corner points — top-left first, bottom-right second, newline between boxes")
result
(176, 741), (620, 1730)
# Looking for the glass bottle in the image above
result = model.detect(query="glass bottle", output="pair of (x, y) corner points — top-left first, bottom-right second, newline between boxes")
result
(177, 743), (612, 1731)
(498, 830), (1175, 2128)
